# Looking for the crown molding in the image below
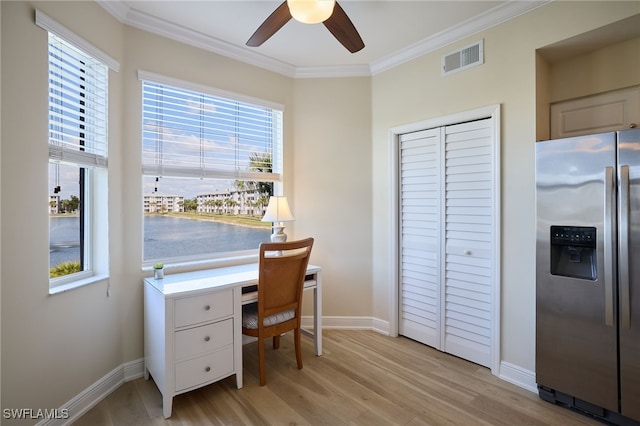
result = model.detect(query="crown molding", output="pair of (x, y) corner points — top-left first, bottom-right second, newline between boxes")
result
(98, 0), (550, 79)
(97, 0), (298, 77)
(294, 64), (372, 79)
(370, 0), (550, 75)
(96, 0), (128, 22)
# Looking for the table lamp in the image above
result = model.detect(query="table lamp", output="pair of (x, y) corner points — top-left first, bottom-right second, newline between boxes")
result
(262, 196), (295, 242)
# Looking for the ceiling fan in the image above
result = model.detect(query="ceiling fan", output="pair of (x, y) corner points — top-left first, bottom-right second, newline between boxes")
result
(246, 0), (365, 53)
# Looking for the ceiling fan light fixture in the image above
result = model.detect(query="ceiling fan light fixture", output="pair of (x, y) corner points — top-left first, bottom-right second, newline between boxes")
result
(287, 0), (336, 24)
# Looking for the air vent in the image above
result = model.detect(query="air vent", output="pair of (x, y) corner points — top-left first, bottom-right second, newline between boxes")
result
(442, 40), (484, 76)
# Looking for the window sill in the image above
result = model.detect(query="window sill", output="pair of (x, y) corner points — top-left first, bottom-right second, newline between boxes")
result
(142, 253), (259, 276)
(49, 273), (110, 296)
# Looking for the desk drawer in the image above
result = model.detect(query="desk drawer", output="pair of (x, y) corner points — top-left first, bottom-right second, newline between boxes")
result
(175, 345), (234, 392)
(174, 289), (233, 328)
(174, 319), (233, 361)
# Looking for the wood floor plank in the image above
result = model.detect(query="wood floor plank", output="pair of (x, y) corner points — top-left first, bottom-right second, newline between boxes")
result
(104, 381), (156, 426)
(72, 397), (113, 426)
(73, 330), (602, 426)
(317, 333), (487, 424)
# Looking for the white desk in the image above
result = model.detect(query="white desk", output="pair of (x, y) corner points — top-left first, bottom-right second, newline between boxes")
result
(144, 263), (322, 418)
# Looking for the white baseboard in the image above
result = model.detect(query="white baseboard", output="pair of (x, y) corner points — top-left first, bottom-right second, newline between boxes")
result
(498, 361), (538, 393)
(39, 319), (535, 425)
(302, 315), (390, 334)
(36, 359), (145, 426)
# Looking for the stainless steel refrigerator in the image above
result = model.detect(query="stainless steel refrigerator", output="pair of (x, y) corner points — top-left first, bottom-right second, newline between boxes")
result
(535, 129), (640, 425)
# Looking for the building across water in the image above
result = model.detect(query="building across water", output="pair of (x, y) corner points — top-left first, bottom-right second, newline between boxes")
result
(143, 194), (185, 213)
(142, 188), (269, 215)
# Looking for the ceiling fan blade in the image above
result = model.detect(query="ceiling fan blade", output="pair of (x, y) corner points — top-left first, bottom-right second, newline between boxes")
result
(323, 2), (364, 53)
(246, 1), (292, 47)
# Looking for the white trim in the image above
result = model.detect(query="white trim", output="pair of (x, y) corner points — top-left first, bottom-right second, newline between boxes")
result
(294, 64), (371, 79)
(35, 359), (144, 426)
(48, 274), (109, 296)
(499, 361), (538, 394)
(390, 105), (500, 136)
(35, 9), (120, 72)
(490, 106), (502, 378)
(388, 131), (400, 338)
(370, 317), (391, 336)
(137, 70), (285, 112)
(389, 104), (502, 375)
(123, 359), (146, 382)
(94, 0), (129, 22)
(302, 315), (386, 332)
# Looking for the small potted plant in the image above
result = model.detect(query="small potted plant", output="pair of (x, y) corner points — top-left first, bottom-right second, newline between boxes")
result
(153, 262), (164, 279)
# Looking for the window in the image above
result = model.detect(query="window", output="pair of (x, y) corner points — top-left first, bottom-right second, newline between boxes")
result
(44, 24), (111, 291)
(140, 73), (284, 264)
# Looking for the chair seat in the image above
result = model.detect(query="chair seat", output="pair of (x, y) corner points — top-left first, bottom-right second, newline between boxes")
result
(242, 303), (295, 329)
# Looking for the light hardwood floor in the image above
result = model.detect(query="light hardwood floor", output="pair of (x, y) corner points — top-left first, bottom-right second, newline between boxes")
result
(73, 330), (601, 425)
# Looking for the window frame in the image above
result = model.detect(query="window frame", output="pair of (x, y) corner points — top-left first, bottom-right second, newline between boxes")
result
(139, 71), (285, 268)
(48, 167), (110, 295)
(38, 10), (118, 293)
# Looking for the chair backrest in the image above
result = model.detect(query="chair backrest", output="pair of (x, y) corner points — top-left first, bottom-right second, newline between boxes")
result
(257, 238), (314, 320)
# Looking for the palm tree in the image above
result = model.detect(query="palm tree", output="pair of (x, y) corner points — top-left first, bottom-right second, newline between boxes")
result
(249, 152), (273, 197)
(234, 180), (246, 214)
(183, 198), (198, 212)
(66, 195), (80, 213)
(256, 195), (270, 215)
(224, 198), (238, 214)
(204, 199), (216, 213)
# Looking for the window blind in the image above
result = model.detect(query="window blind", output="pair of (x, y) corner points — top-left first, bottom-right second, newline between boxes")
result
(141, 80), (283, 182)
(48, 33), (108, 168)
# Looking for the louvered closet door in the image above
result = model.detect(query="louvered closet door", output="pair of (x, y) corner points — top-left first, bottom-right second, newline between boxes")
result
(443, 119), (493, 367)
(398, 118), (495, 369)
(398, 128), (442, 348)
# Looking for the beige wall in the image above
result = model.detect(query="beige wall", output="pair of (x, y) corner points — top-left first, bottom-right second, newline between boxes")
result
(1, 1), (126, 419)
(1, 0), (639, 420)
(0, 0), (4, 412)
(292, 78), (373, 318)
(371, 1), (640, 374)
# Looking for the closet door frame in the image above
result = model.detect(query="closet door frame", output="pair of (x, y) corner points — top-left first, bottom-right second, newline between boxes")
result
(389, 104), (501, 375)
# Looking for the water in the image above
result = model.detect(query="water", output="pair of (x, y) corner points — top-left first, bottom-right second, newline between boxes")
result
(49, 215), (272, 267)
(50, 216), (81, 267)
(143, 215), (271, 260)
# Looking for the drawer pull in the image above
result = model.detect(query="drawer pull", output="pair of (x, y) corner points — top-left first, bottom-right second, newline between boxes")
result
(204, 336), (210, 342)
(204, 305), (211, 311)
(205, 366), (211, 373)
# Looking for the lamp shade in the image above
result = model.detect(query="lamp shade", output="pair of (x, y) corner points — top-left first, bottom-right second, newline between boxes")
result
(287, 0), (335, 24)
(262, 196), (295, 223)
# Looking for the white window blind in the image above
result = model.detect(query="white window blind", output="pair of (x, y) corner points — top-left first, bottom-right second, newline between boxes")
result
(141, 80), (283, 182)
(48, 33), (108, 168)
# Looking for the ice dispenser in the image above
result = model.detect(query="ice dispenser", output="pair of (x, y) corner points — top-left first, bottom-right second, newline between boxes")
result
(550, 226), (597, 280)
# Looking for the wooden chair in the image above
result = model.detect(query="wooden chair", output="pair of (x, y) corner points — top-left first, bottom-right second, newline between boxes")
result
(242, 237), (314, 386)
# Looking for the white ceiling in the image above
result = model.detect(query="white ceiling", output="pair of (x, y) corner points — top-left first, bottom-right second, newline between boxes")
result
(98, 0), (550, 77)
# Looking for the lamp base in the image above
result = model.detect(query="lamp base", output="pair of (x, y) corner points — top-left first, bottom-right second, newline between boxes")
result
(270, 225), (288, 243)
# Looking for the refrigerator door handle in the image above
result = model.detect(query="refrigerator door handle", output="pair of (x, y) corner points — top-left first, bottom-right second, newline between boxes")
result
(604, 166), (615, 326)
(619, 165), (631, 329)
